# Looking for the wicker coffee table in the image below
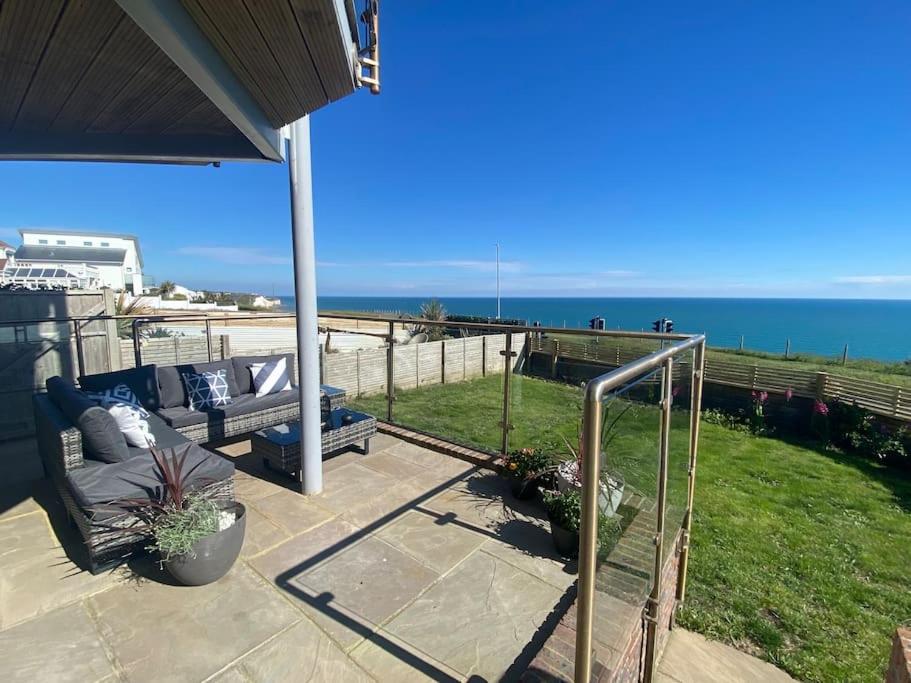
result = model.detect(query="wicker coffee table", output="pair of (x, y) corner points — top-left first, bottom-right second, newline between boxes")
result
(252, 408), (376, 481)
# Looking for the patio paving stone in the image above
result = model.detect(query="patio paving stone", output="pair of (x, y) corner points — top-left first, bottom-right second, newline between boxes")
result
(240, 505), (291, 558)
(360, 450), (430, 480)
(88, 563), (299, 683)
(231, 619), (371, 682)
(249, 488), (336, 535)
(340, 474), (443, 529)
(376, 508), (486, 573)
(385, 442), (478, 477)
(386, 551), (563, 680)
(0, 603), (114, 682)
(250, 517), (363, 580)
(312, 462), (399, 515)
(0, 511), (119, 629)
(424, 470), (540, 534)
(480, 516), (577, 591)
(298, 534), (439, 620)
(350, 627), (464, 682)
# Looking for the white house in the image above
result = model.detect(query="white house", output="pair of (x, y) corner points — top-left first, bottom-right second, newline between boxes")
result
(12, 229), (146, 293)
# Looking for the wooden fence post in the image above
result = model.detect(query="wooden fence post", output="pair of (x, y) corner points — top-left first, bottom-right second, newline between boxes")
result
(441, 340), (446, 384)
(221, 334), (230, 360)
(174, 336), (181, 364)
(815, 372), (827, 401)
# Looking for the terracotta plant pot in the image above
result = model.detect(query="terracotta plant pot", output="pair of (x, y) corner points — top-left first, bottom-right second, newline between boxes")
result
(164, 502), (246, 586)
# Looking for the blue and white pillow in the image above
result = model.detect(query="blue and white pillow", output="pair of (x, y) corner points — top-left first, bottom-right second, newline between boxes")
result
(85, 383), (147, 415)
(85, 383), (155, 448)
(248, 357), (292, 398)
(181, 369), (233, 411)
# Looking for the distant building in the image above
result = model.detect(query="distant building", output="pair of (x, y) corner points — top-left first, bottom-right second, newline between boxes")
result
(9, 229), (146, 292)
(0, 241), (13, 271)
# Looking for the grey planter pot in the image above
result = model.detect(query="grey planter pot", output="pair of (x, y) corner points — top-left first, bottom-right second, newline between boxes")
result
(164, 503), (246, 586)
(548, 513), (580, 559)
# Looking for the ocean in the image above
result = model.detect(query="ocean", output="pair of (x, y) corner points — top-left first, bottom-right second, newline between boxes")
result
(275, 296), (911, 362)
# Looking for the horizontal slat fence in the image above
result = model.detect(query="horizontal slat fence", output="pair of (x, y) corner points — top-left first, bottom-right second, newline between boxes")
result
(120, 335), (230, 368)
(531, 337), (911, 422)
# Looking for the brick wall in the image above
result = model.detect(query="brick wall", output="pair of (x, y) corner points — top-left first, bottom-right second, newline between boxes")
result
(524, 529), (683, 682)
(888, 628), (911, 683)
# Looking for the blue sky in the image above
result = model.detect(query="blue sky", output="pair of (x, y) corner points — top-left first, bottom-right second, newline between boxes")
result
(2, 1), (911, 299)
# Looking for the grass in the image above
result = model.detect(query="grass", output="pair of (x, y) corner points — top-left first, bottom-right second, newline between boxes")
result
(351, 373), (911, 682)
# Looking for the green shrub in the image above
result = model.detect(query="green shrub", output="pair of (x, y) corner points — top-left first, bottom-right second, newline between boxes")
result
(151, 493), (220, 561)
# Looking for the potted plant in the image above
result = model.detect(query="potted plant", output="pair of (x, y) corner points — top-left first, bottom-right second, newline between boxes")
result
(101, 446), (246, 586)
(502, 447), (555, 500)
(555, 404), (628, 518)
(543, 488), (582, 557)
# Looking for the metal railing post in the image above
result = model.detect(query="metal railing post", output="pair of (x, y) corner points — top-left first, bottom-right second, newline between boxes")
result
(574, 382), (603, 683)
(386, 321), (395, 422)
(72, 320), (86, 377)
(500, 331), (513, 455)
(205, 318), (214, 362)
(644, 357), (673, 683)
(132, 319), (142, 367)
(677, 341), (705, 602)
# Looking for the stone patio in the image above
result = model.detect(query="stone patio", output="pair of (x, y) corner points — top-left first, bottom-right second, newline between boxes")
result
(0, 433), (578, 682)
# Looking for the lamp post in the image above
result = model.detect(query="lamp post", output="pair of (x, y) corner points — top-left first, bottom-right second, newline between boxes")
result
(495, 243), (501, 320)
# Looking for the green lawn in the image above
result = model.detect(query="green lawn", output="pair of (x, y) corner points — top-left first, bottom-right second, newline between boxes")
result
(351, 374), (911, 682)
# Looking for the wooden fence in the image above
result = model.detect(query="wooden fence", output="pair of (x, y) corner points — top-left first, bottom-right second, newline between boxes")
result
(531, 336), (911, 421)
(120, 335), (231, 369)
(0, 289), (118, 439)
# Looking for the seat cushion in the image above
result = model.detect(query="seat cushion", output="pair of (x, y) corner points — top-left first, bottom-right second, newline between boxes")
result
(79, 365), (161, 411)
(155, 390), (300, 428)
(146, 413), (190, 449)
(66, 444), (234, 512)
(46, 376), (130, 464)
(158, 360), (240, 409)
(232, 354), (296, 395)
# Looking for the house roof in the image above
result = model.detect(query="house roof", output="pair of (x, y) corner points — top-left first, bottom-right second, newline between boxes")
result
(19, 228), (144, 266)
(0, 0), (369, 164)
(15, 245), (127, 265)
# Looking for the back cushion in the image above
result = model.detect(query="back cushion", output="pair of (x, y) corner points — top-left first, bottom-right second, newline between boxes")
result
(46, 377), (130, 463)
(158, 360), (239, 408)
(232, 353), (296, 395)
(79, 365), (161, 411)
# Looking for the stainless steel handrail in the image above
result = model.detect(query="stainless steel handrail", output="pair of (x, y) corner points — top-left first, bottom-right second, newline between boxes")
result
(575, 334), (706, 683)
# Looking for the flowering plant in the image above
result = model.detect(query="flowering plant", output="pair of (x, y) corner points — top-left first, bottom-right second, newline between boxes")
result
(750, 390), (769, 435)
(503, 447), (555, 481)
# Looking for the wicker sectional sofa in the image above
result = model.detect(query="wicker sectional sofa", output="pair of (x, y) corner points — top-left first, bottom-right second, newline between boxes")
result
(34, 355), (346, 573)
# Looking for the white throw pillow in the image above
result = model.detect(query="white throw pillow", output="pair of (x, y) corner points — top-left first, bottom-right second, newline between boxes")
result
(249, 357), (292, 397)
(102, 401), (157, 448)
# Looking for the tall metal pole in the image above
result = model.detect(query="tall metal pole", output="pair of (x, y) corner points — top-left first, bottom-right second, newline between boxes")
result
(644, 357), (674, 683)
(574, 382), (602, 683)
(288, 116), (322, 495)
(495, 243), (500, 320)
(677, 341), (705, 602)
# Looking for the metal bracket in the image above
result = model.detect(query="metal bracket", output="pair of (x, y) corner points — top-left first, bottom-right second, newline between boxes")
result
(499, 350), (518, 357)
(498, 422), (515, 431)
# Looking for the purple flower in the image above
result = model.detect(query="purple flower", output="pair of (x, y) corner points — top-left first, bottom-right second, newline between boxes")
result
(785, 387), (793, 402)
(813, 400), (829, 416)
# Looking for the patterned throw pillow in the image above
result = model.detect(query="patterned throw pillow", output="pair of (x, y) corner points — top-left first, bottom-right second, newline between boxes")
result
(248, 357), (292, 398)
(85, 383), (147, 416)
(181, 369), (233, 411)
(85, 383), (155, 448)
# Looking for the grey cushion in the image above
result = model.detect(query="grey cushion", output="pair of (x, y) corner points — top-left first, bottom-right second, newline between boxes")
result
(155, 389), (299, 428)
(158, 360), (240, 409)
(79, 365), (161, 411)
(232, 354), (296, 395)
(46, 377), (130, 464)
(66, 443), (234, 511)
(146, 413), (191, 449)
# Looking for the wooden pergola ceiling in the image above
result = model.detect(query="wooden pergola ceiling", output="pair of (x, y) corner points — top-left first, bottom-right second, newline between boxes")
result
(0, 0), (363, 162)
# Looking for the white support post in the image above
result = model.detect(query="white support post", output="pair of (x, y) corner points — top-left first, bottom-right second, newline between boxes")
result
(288, 117), (322, 495)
